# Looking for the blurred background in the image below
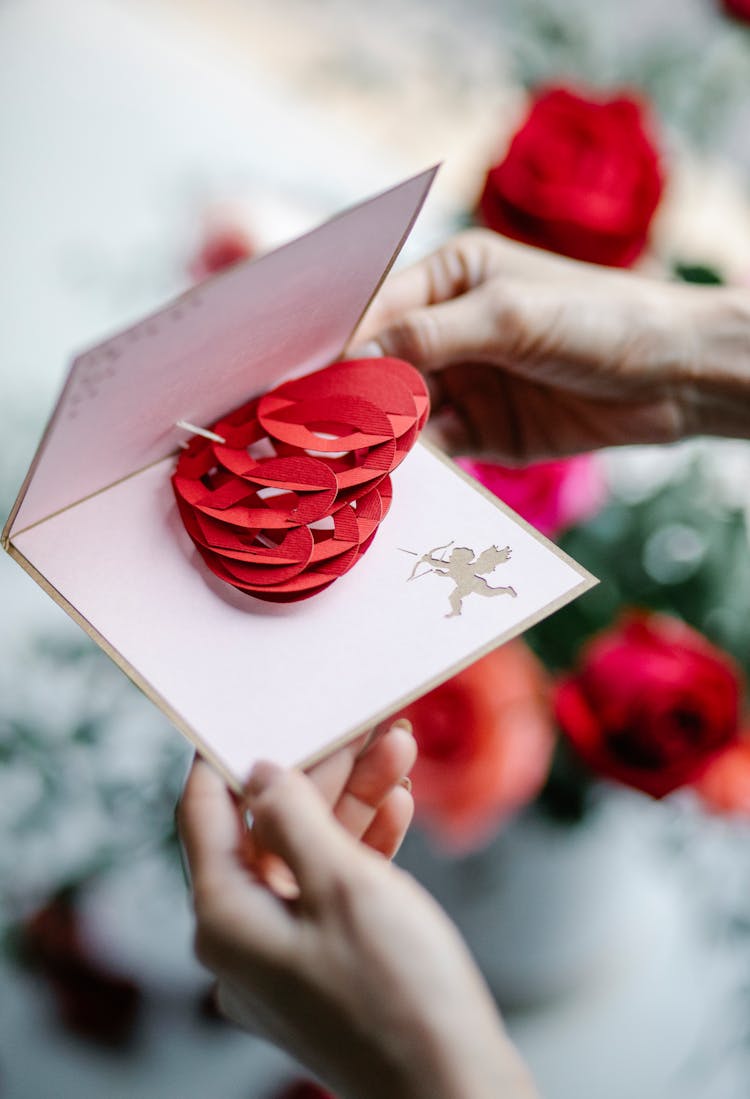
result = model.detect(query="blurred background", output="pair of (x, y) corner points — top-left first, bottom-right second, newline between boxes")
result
(2, 1), (750, 1097)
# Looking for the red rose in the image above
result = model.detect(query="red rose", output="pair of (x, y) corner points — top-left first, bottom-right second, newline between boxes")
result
(396, 642), (555, 851)
(722, 0), (750, 23)
(21, 894), (141, 1047)
(478, 88), (664, 267)
(273, 1083), (336, 1099)
(555, 613), (742, 798)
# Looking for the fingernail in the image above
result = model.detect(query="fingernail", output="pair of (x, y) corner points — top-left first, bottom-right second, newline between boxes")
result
(349, 340), (385, 360)
(245, 760), (283, 798)
(390, 717), (414, 737)
(399, 775), (413, 793)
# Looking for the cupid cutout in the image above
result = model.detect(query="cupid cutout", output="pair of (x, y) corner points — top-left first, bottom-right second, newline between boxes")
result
(401, 542), (518, 618)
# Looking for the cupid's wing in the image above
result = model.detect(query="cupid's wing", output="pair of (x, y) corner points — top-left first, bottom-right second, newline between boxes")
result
(473, 545), (511, 576)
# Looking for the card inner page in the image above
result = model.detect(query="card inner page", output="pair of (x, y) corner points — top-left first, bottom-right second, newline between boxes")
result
(11, 443), (593, 785)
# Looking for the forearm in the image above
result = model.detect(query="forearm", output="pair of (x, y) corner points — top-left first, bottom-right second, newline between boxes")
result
(341, 1015), (536, 1099)
(407, 1018), (538, 1099)
(582, 278), (750, 447)
(349, 951), (538, 1099)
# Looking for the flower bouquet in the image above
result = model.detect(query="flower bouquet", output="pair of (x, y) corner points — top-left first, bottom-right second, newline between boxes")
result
(392, 67), (750, 1005)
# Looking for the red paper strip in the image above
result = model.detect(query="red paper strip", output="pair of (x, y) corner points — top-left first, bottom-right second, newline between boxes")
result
(172, 358), (428, 602)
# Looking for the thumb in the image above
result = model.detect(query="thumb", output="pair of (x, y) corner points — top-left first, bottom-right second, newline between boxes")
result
(245, 762), (358, 906)
(349, 282), (506, 373)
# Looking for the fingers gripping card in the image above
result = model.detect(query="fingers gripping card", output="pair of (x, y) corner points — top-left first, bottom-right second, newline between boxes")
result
(3, 168), (595, 788)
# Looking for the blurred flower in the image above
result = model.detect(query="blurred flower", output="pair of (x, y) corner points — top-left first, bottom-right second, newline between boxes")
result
(188, 206), (256, 280)
(0, 629), (188, 924)
(694, 732), (750, 816)
(396, 642), (555, 852)
(20, 893), (141, 1047)
(555, 612), (742, 798)
(478, 87), (664, 267)
(458, 454), (607, 538)
(271, 1083), (335, 1099)
(721, 0), (750, 22)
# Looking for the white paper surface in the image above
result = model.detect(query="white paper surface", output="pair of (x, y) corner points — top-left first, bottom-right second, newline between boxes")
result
(13, 442), (592, 784)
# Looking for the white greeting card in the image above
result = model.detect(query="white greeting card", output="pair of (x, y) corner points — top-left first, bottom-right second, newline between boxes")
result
(3, 168), (595, 788)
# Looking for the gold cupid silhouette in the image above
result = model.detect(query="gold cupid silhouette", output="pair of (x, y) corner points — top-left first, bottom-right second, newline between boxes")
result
(400, 541), (518, 618)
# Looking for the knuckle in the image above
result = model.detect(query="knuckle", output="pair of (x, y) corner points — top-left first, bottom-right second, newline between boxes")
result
(385, 311), (438, 366)
(326, 875), (360, 927)
(455, 227), (505, 277)
(429, 234), (484, 297)
(250, 779), (291, 830)
(326, 860), (380, 925)
(427, 245), (463, 299)
(486, 283), (531, 356)
(250, 785), (280, 823)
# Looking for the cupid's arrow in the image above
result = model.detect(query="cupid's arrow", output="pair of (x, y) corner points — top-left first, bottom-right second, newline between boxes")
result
(399, 541), (454, 582)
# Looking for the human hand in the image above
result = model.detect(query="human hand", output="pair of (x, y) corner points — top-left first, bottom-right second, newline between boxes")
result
(351, 229), (750, 463)
(189, 722), (417, 900)
(178, 745), (535, 1099)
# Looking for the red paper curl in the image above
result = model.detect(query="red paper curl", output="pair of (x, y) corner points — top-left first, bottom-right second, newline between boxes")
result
(172, 358), (428, 601)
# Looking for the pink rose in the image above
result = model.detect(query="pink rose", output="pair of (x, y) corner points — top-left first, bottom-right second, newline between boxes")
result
(458, 454), (607, 538)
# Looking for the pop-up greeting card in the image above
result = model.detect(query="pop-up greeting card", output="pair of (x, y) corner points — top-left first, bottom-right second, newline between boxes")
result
(3, 168), (595, 789)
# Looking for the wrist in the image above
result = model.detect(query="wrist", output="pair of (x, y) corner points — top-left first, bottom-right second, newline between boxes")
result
(346, 988), (536, 1099)
(388, 990), (538, 1099)
(676, 286), (750, 439)
(413, 1027), (537, 1099)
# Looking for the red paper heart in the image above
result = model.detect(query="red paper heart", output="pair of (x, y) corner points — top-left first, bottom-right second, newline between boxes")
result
(172, 358), (428, 601)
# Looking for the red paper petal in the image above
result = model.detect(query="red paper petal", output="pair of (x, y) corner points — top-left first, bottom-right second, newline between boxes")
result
(172, 358), (426, 602)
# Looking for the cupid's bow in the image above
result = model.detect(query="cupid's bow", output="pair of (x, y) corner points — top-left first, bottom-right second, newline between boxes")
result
(399, 541), (454, 582)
